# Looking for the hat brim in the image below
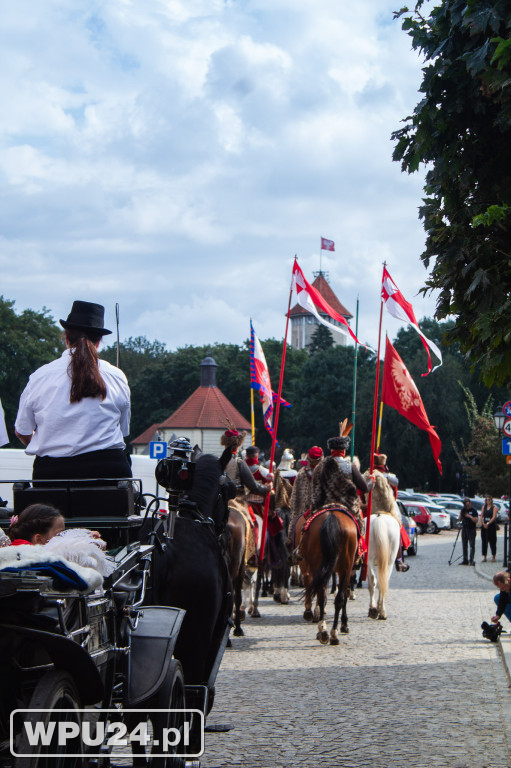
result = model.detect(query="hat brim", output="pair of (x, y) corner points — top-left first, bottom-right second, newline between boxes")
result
(60, 320), (112, 335)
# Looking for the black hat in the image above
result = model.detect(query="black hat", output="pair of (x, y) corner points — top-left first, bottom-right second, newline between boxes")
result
(245, 445), (260, 456)
(327, 435), (351, 451)
(60, 301), (112, 336)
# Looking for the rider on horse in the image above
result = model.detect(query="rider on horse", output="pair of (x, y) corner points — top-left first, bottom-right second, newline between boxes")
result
(363, 452), (410, 572)
(287, 446), (324, 549)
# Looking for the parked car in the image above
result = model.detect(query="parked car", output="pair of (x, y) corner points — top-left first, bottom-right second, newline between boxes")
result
(402, 501), (450, 533)
(492, 499), (509, 523)
(402, 503), (431, 534)
(397, 500), (418, 556)
(440, 500), (464, 528)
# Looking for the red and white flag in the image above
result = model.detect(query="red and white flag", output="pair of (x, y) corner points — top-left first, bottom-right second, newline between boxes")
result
(382, 266), (442, 376)
(250, 322), (290, 438)
(382, 337), (442, 474)
(291, 260), (363, 346)
(321, 237), (335, 251)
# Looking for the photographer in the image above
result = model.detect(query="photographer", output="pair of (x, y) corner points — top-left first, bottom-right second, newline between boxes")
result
(458, 498), (478, 566)
(492, 571), (511, 624)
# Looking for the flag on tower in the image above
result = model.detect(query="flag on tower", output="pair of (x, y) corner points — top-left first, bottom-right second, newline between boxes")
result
(381, 337), (442, 473)
(321, 237), (335, 251)
(381, 266), (442, 375)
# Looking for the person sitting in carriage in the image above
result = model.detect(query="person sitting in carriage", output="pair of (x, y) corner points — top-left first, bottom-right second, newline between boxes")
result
(363, 452), (411, 572)
(14, 300), (131, 482)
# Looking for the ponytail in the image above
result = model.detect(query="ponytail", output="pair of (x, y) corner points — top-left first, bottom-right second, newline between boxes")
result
(9, 504), (63, 542)
(66, 330), (107, 403)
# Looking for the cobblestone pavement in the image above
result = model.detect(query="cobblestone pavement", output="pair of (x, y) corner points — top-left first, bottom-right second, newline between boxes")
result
(203, 530), (511, 768)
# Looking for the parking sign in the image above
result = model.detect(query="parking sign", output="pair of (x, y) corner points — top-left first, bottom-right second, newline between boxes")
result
(502, 438), (511, 456)
(149, 441), (167, 459)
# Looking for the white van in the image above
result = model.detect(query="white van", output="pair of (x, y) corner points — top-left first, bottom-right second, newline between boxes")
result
(0, 449), (166, 508)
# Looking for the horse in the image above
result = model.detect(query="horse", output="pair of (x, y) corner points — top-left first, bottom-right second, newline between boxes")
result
(226, 498), (258, 636)
(142, 450), (234, 692)
(299, 507), (359, 645)
(366, 512), (401, 621)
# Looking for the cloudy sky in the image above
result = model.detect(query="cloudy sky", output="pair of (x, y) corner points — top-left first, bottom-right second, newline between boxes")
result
(0, 0), (436, 352)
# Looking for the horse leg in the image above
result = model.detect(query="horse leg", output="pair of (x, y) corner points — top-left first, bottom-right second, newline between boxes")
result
(251, 563), (263, 618)
(330, 572), (337, 594)
(330, 577), (342, 645)
(368, 564), (378, 619)
(233, 566), (245, 637)
(302, 568), (314, 622)
(340, 578), (350, 633)
(316, 586), (329, 645)
(349, 571), (356, 600)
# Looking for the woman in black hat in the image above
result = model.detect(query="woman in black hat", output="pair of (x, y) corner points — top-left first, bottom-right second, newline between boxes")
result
(14, 300), (132, 480)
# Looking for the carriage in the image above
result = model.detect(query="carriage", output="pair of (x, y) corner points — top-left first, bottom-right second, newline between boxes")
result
(0, 438), (232, 767)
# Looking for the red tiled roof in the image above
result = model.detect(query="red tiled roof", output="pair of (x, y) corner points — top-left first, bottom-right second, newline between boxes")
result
(131, 423), (162, 445)
(159, 386), (251, 430)
(289, 273), (352, 319)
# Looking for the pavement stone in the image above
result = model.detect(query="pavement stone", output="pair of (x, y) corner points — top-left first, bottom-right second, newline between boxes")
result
(203, 529), (511, 768)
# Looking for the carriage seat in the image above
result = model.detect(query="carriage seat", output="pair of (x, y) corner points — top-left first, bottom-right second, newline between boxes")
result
(13, 480), (135, 519)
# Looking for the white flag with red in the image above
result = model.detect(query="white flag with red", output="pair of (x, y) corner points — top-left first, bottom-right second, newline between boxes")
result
(321, 237), (335, 251)
(382, 266), (442, 375)
(291, 260), (364, 347)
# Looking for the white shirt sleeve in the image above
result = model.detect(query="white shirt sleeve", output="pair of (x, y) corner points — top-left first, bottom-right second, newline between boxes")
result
(14, 382), (36, 436)
(0, 399), (8, 446)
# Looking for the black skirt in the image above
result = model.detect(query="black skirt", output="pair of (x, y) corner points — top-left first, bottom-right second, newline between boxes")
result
(33, 448), (132, 482)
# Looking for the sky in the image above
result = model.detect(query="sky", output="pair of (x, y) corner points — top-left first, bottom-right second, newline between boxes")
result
(0, 0), (438, 352)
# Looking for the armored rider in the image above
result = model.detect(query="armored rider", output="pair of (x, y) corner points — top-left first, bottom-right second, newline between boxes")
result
(287, 446), (324, 549)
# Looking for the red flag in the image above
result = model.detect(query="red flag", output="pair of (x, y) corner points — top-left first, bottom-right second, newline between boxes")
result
(291, 260), (364, 346)
(321, 237), (335, 251)
(382, 266), (442, 376)
(381, 337), (442, 474)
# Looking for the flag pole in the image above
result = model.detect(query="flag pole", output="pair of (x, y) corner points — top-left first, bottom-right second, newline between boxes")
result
(250, 388), (256, 445)
(259, 258), (295, 562)
(350, 295), (360, 461)
(376, 400), (384, 453)
(363, 263), (386, 579)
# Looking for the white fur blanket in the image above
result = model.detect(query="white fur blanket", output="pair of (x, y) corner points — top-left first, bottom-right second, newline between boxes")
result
(0, 541), (104, 592)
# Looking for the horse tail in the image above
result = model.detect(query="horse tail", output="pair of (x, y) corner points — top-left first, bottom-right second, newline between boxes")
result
(374, 516), (390, 604)
(305, 513), (341, 603)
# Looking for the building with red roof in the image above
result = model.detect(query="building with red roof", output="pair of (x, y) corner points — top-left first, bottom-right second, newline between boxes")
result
(131, 356), (251, 455)
(289, 271), (353, 350)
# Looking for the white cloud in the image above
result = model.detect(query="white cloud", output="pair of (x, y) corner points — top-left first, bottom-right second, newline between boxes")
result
(0, 0), (437, 354)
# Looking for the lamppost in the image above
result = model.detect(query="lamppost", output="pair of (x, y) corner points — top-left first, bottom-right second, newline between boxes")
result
(493, 406), (510, 566)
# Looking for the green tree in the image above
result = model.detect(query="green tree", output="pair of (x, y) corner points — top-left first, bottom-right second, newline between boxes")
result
(393, 1), (511, 386)
(0, 297), (63, 444)
(454, 386), (508, 496)
(307, 324), (334, 354)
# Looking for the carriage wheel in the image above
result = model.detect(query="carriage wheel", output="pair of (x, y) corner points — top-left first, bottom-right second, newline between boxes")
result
(15, 670), (83, 768)
(144, 658), (187, 768)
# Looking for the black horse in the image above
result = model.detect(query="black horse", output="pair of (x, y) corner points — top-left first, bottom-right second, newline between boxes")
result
(143, 450), (234, 694)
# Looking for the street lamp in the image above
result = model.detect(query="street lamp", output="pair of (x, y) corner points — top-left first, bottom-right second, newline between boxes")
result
(494, 406), (506, 431)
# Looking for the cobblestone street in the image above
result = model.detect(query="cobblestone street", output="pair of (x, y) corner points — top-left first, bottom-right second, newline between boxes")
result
(203, 531), (511, 768)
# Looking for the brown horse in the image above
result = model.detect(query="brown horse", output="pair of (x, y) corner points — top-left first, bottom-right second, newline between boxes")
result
(298, 507), (358, 645)
(226, 498), (258, 636)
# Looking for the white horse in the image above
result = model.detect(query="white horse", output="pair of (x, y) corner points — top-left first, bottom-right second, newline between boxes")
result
(367, 511), (401, 620)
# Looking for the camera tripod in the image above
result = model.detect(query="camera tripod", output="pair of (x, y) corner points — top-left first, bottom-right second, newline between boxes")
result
(448, 525), (463, 565)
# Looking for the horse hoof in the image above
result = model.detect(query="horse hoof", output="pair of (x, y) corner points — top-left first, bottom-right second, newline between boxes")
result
(313, 608), (321, 622)
(233, 627), (244, 637)
(340, 625), (349, 634)
(251, 607), (261, 618)
(316, 631), (329, 645)
(348, 591), (355, 601)
(378, 613), (387, 621)
(303, 609), (314, 622)
(330, 633), (340, 645)
(280, 591), (290, 605)
(239, 609), (246, 622)
(226, 638), (232, 648)
(247, 605), (253, 615)
(273, 593), (281, 603)
(368, 608), (379, 619)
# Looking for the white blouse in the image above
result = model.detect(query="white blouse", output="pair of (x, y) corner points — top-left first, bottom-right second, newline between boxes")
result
(15, 350), (131, 458)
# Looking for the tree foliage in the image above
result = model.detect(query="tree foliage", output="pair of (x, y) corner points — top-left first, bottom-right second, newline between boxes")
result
(307, 324), (334, 354)
(0, 297), (63, 444)
(453, 385), (508, 496)
(393, 1), (511, 386)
